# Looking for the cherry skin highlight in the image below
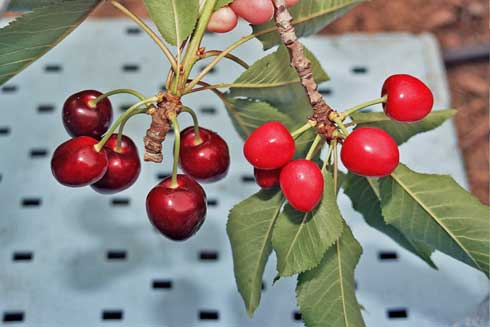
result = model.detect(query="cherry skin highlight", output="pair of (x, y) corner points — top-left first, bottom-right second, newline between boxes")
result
(51, 136), (108, 187)
(231, 0), (274, 25)
(62, 90), (113, 138)
(254, 167), (281, 189)
(146, 175), (207, 241)
(279, 159), (324, 212)
(244, 121), (295, 170)
(91, 134), (141, 194)
(179, 127), (230, 182)
(382, 74), (434, 122)
(341, 127), (400, 177)
(207, 6), (238, 33)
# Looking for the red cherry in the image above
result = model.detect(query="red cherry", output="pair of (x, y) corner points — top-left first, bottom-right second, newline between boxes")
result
(382, 74), (434, 122)
(51, 136), (108, 187)
(244, 121), (295, 170)
(207, 6), (238, 33)
(341, 127), (399, 177)
(254, 167), (281, 189)
(179, 127), (230, 182)
(91, 134), (141, 194)
(62, 90), (113, 138)
(146, 175), (207, 241)
(231, 0), (274, 25)
(279, 159), (324, 212)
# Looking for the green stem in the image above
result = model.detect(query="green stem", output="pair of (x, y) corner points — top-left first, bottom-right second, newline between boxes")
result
(340, 95), (388, 119)
(169, 114), (181, 188)
(179, 0), (218, 92)
(183, 18), (281, 93)
(183, 82), (233, 95)
(321, 143), (335, 172)
(199, 50), (249, 69)
(305, 134), (323, 160)
(333, 140), (339, 193)
(116, 108), (149, 152)
(94, 97), (158, 152)
(291, 121), (314, 139)
(333, 117), (350, 136)
(90, 88), (146, 107)
(110, 1), (177, 72)
(182, 107), (202, 144)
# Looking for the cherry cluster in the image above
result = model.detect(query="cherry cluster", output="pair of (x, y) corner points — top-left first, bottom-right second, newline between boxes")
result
(243, 74), (434, 213)
(50, 90), (230, 241)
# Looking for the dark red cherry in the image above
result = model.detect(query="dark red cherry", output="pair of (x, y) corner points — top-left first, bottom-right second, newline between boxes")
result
(51, 136), (108, 187)
(279, 159), (324, 212)
(179, 127), (230, 182)
(91, 134), (141, 194)
(382, 74), (434, 122)
(62, 90), (113, 138)
(254, 167), (281, 189)
(244, 121), (295, 170)
(146, 175), (207, 241)
(341, 127), (399, 177)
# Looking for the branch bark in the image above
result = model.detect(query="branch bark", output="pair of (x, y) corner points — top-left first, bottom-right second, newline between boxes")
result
(272, 0), (337, 139)
(144, 93), (182, 163)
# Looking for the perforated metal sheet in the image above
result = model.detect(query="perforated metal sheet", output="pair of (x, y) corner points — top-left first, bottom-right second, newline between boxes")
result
(0, 20), (488, 327)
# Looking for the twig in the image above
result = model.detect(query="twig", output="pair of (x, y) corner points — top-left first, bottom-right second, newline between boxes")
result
(271, 0), (336, 138)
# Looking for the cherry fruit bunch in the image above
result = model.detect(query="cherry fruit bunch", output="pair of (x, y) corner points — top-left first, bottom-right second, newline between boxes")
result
(51, 89), (230, 241)
(244, 74), (433, 212)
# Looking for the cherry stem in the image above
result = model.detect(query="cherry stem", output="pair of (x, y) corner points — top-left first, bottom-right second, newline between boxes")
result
(115, 108), (149, 152)
(305, 134), (323, 160)
(340, 95), (388, 119)
(199, 50), (249, 69)
(184, 27), (274, 93)
(179, 0), (218, 93)
(333, 139), (339, 194)
(94, 97), (158, 152)
(321, 143), (335, 172)
(184, 82), (234, 95)
(291, 121), (315, 139)
(110, 1), (177, 73)
(333, 117), (350, 136)
(182, 106), (203, 145)
(90, 88), (146, 108)
(169, 114), (181, 189)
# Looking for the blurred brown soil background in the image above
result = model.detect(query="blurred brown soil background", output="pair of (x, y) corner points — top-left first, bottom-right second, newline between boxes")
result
(92, 0), (490, 204)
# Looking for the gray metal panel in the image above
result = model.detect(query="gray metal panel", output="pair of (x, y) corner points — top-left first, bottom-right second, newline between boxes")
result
(0, 19), (487, 327)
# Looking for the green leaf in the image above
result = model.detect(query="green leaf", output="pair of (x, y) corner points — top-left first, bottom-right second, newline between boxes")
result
(222, 97), (294, 139)
(0, 0), (101, 86)
(272, 172), (344, 276)
(8, 0), (54, 10)
(297, 225), (365, 327)
(229, 45), (328, 99)
(343, 173), (437, 268)
(253, 0), (365, 50)
(227, 189), (284, 317)
(351, 109), (456, 145)
(215, 0), (232, 9)
(380, 164), (490, 277)
(144, 0), (199, 46)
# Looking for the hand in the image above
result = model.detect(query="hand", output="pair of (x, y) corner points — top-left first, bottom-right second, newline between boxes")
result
(206, 0), (300, 33)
